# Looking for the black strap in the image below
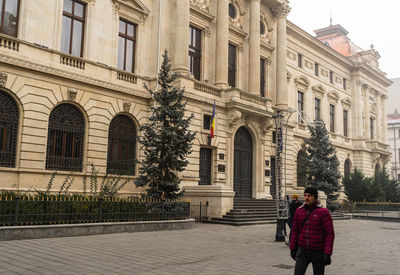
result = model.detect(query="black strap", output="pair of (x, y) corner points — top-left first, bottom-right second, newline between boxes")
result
(299, 209), (315, 231)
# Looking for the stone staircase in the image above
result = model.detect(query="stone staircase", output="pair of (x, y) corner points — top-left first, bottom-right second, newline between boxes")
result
(207, 198), (277, 226)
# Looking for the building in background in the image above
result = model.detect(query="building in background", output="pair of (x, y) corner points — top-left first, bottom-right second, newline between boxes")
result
(0, 0), (391, 217)
(387, 78), (400, 180)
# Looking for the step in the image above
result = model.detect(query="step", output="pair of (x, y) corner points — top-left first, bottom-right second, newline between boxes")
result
(206, 218), (276, 226)
(214, 216), (276, 222)
(230, 209), (275, 214)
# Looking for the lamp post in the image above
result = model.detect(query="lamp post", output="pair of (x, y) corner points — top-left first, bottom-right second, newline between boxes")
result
(273, 108), (312, 242)
(273, 112), (286, 242)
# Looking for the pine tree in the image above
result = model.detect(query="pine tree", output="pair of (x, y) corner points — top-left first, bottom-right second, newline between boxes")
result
(343, 168), (372, 202)
(301, 120), (341, 210)
(134, 51), (196, 199)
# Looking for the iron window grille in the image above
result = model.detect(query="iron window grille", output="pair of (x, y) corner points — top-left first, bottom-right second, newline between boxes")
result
(107, 115), (136, 175)
(0, 0), (20, 37)
(199, 147), (212, 185)
(45, 103), (85, 172)
(297, 91), (304, 123)
(343, 110), (348, 137)
(0, 90), (19, 167)
(118, 19), (137, 73)
(189, 25), (201, 80)
(203, 114), (211, 130)
(61, 0), (86, 57)
(315, 98), (321, 121)
(330, 104), (335, 133)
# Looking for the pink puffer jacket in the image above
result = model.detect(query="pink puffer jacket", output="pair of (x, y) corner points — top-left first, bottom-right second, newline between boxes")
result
(289, 203), (335, 255)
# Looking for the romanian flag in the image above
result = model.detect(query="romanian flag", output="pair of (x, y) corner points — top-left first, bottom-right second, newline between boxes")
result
(210, 101), (216, 138)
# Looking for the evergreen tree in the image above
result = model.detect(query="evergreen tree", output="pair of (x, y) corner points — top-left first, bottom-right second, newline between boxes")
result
(343, 168), (372, 202)
(372, 168), (400, 202)
(134, 51), (196, 199)
(302, 120), (341, 210)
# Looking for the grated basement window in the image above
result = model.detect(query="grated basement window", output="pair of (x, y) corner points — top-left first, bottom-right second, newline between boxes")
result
(45, 103), (85, 172)
(0, 91), (19, 167)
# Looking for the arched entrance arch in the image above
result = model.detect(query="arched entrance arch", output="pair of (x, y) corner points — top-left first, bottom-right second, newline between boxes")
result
(233, 126), (253, 198)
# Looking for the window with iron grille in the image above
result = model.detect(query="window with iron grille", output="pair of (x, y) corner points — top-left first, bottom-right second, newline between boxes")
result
(343, 110), (348, 137)
(46, 103), (85, 172)
(203, 114), (211, 130)
(228, 43), (237, 87)
(189, 25), (201, 80)
(118, 19), (137, 73)
(297, 91), (304, 123)
(314, 63), (319, 76)
(260, 58), (266, 97)
(298, 53), (302, 68)
(61, 0), (86, 57)
(107, 115), (137, 175)
(0, 90), (19, 167)
(314, 98), (321, 121)
(329, 104), (335, 132)
(0, 0), (20, 37)
(370, 117), (374, 139)
(199, 147), (212, 185)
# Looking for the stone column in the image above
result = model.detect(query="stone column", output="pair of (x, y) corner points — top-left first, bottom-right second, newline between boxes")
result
(376, 92), (382, 141)
(215, 0), (229, 88)
(272, 3), (290, 109)
(382, 95), (388, 143)
(363, 85), (370, 139)
(173, 0), (190, 74)
(248, 0), (260, 95)
(353, 80), (364, 139)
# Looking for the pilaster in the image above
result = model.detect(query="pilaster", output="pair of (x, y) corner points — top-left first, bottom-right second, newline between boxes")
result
(248, 0), (260, 95)
(215, 0), (229, 88)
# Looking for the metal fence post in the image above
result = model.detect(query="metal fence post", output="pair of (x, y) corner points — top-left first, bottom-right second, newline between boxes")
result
(98, 198), (103, 222)
(14, 197), (20, 226)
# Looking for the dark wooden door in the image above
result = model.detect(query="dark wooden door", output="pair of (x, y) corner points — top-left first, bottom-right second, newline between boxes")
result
(234, 127), (252, 198)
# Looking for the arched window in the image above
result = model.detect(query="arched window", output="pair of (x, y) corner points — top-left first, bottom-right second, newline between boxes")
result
(344, 159), (351, 179)
(107, 115), (136, 175)
(0, 90), (19, 167)
(297, 150), (307, 187)
(46, 104), (85, 171)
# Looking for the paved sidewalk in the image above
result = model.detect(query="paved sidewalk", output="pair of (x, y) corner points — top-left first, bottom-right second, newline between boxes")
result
(0, 219), (399, 274)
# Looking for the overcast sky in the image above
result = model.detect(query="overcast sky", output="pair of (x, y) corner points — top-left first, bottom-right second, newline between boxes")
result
(287, 0), (400, 79)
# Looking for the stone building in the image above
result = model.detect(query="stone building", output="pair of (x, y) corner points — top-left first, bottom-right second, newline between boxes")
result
(0, 0), (391, 217)
(387, 78), (400, 180)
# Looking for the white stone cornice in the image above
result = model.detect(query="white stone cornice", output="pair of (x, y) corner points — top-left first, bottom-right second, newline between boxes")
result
(311, 84), (326, 97)
(294, 75), (310, 91)
(341, 97), (352, 108)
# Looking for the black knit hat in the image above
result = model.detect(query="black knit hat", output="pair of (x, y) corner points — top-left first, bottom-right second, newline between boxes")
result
(304, 186), (318, 199)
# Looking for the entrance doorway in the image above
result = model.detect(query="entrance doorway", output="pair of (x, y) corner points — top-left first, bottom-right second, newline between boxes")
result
(233, 127), (253, 198)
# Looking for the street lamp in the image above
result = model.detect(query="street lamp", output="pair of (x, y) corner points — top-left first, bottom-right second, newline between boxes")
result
(273, 108), (312, 242)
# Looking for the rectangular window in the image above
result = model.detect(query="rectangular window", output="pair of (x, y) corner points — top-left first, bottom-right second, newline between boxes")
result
(398, 129), (400, 138)
(329, 104), (335, 132)
(117, 19), (137, 72)
(272, 130), (276, 144)
(297, 91), (304, 123)
(0, 0), (20, 37)
(329, 70), (333, 84)
(228, 43), (237, 87)
(314, 98), (321, 121)
(189, 25), (202, 80)
(314, 63), (319, 76)
(260, 58), (266, 97)
(203, 114), (211, 130)
(370, 117), (374, 139)
(199, 148), (212, 185)
(343, 110), (348, 137)
(61, 0), (86, 57)
(298, 53), (302, 68)
(343, 78), (347, 90)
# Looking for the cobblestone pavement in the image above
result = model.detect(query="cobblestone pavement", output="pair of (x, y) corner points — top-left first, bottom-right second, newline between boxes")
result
(0, 219), (399, 275)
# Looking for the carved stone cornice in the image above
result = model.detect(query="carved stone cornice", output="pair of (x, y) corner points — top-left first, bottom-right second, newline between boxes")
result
(0, 55), (150, 99)
(271, 3), (291, 18)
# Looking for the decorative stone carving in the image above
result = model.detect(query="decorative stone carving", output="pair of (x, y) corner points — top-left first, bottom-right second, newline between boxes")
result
(327, 91), (339, 102)
(204, 27), (211, 37)
(341, 97), (352, 108)
(260, 12), (273, 45)
(294, 76), (310, 91)
(311, 84), (326, 97)
(287, 50), (296, 61)
(190, 0), (211, 12)
(305, 60), (313, 69)
(286, 70), (292, 82)
(68, 88), (77, 101)
(0, 72), (7, 87)
(123, 102), (131, 112)
(112, 0), (150, 21)
(321, 69), (328, 77)
(228, 109), (242, 127)
(271, 3), (291, 18)
(229, 0), (246, 30)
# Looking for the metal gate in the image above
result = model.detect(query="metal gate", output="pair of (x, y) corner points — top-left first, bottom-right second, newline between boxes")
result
(233, 127), (253, 198)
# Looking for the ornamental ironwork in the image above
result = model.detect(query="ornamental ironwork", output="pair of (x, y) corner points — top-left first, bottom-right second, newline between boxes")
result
(45, 103), (85, 172)
(0, 90), (19, 167)
(107, 115), (136, 175)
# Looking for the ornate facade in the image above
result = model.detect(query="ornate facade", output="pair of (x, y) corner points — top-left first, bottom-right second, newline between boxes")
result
(0, 0), (391, 217)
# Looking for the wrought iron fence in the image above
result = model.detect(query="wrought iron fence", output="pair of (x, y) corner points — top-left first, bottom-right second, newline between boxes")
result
(0, 196), (190, 226)
(341, 201), (400, 217)
(190, 201), (209, 222)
